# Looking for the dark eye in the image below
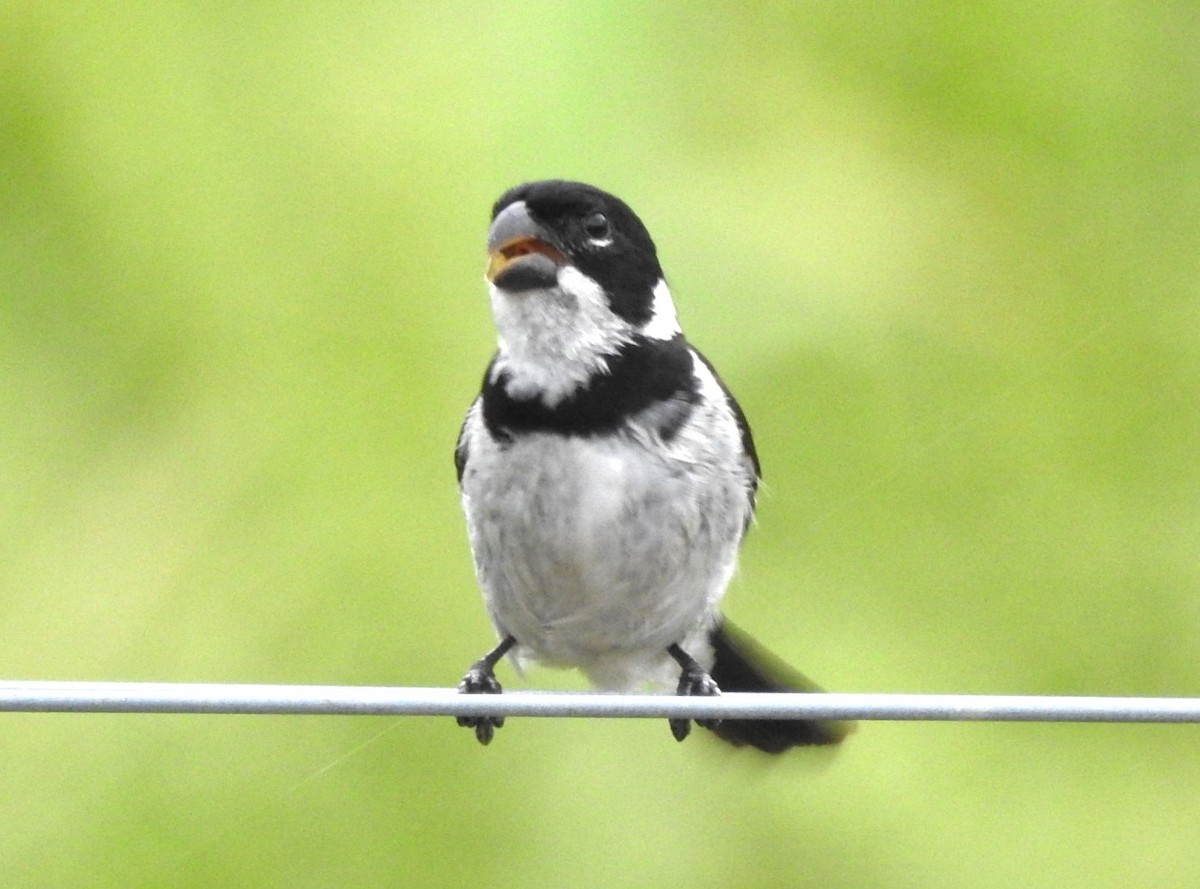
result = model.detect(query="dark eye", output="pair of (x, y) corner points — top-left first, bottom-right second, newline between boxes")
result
(582, 212), (611, 241)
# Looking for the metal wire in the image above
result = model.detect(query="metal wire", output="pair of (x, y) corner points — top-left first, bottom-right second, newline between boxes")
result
(1, 681), (1199, 723)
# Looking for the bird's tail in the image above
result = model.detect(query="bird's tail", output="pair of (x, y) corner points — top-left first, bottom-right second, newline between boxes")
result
(705, 619), (854, 753)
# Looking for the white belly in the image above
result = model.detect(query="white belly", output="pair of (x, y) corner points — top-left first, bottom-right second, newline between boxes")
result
(461, 430), (746, 689)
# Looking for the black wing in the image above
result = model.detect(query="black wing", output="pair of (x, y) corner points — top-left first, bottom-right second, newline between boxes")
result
(690, 348), (761, 494)
(454, 396), (480, 485)
(456, 355), (503, 485)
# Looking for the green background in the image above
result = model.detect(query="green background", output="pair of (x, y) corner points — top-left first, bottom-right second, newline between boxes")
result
(3, 2), (1199, 886)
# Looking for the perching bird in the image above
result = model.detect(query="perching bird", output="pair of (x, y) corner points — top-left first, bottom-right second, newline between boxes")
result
(454, 180), (851, 753)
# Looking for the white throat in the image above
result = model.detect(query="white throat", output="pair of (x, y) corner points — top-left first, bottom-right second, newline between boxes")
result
(489, 266), (634, 407)
(488, 270), (683, 407)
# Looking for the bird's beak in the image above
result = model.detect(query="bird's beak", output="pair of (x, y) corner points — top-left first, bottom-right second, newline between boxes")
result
(486, 201), (566, 287)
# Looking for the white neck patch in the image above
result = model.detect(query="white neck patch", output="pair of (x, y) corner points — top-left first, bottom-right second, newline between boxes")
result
(641, 278), (682, 341)
(489, 265), (635, 408)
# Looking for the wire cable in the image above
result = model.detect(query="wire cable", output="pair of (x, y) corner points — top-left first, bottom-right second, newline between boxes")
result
(1, 681), (1198, 723)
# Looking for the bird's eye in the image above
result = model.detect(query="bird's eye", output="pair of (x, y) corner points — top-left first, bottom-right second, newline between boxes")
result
(582, 212), (611, 242)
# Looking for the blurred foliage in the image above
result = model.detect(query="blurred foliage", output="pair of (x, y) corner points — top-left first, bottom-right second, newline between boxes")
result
(2, 1), (1199, 887)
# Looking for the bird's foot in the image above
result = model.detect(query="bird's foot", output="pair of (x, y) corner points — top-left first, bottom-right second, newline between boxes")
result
(456, 636), (516, 746)
(457, 663), (504, 745)
(667, 643), (722, 742)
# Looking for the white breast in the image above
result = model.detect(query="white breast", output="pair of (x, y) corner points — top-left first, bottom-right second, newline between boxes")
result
(458, 360), (753, 690)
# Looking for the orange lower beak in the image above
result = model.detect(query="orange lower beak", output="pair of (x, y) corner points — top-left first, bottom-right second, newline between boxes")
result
(486, 237), (567, 282)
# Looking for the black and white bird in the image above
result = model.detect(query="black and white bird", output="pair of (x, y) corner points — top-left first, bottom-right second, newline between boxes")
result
(454, 180), (850, 753)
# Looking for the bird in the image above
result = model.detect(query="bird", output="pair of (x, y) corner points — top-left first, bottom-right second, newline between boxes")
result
(453, 179), (851, 753)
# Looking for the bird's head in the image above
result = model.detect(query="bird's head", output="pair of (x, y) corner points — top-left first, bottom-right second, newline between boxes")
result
(484, 180), (681, 404)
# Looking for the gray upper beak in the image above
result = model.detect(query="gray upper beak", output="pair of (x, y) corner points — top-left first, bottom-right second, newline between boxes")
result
(486, 201), (567, 289)
(488, 201), (551, 253)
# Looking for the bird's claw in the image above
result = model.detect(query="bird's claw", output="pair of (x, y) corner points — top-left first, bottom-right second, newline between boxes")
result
(457, 664), (505, 745)
(670, 666), (721, 742)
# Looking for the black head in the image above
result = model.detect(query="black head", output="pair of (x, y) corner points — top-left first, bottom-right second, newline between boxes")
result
(486, 180), (664, 327)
